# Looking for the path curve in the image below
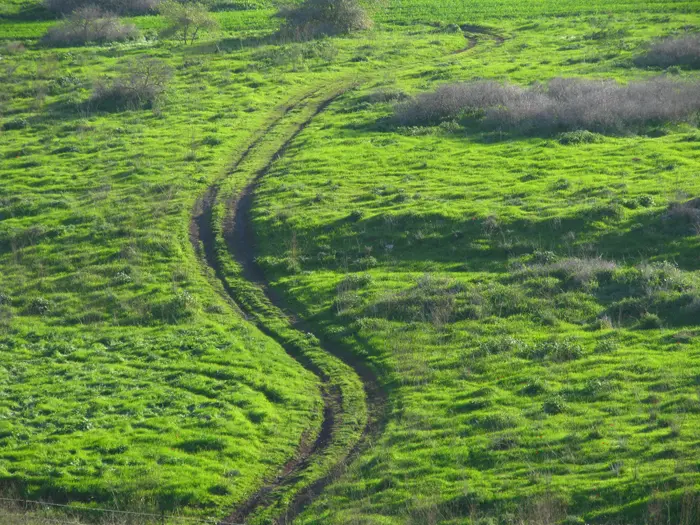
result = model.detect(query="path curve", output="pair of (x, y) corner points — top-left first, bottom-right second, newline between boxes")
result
(190, 24), (499, 520)
(190, 87), (386, 524)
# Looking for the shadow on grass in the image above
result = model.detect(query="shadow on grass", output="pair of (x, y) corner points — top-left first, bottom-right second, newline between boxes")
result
(274, 202), (699, 275)
(0, 4), (54, 22)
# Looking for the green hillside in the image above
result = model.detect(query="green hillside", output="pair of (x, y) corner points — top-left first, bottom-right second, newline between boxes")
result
(1, 0), (699, 523)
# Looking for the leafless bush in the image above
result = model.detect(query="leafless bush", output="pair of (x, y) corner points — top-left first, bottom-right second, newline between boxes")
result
(277, 0), (373, 40)
(42, 6), (139, 46)
(394, 77), (700, 134)
(44, 0), (160, 15)
(664, 197), (700, 233)
(636, 34), (700, 69)
(394, 81), (518, 126)
(91, 58), (172, 111)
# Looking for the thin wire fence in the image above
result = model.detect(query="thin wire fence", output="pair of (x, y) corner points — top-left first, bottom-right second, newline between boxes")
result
(0, 497), (243, 525)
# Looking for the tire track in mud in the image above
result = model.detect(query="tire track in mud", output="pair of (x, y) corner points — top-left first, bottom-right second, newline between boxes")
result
(190, 86), (385, 525)
(453, 24), (507, 54)
(191, 23), (500, 520)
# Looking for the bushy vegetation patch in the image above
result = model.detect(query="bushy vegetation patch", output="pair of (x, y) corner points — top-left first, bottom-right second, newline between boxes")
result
(248, 14), (700, 518)
(90, 58), (172, 111)
(394, 77), (700, 134)
(3, 1), (700, 523)
(277, 0), (372, 39)
(158, 1), (218, 45)
(42, 6), (139, 46)
(635, 34), (700, 69)
(557, 129), (605, 145)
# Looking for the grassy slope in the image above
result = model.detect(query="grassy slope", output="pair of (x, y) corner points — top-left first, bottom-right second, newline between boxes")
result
(0, 4), (463, 521)
(0, 9), (325, 519)
(247, 8), (700, 525)
(0, 0), (699, 523)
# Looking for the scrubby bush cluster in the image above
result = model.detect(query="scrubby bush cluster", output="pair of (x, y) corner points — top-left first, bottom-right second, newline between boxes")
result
(515, 253), (700, 327)
(394, 77), (700, 134)
(277, 0), (372, 39)
(635, 34), (700, 69)
(44, 0), (160, 15)
(42, 6), (139, 46)
(90, 58), (172, 111)
(158, 1), (218, 45)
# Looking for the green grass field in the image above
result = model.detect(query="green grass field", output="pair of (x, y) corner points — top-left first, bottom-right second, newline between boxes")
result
(1, 0), (699, 523)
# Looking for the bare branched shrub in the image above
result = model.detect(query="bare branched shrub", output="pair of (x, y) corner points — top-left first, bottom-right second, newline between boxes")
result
(394, 77), (700, 135)
(91, 58), (172, 111)
(42, 6), (139, 46)
(636, 34), (700, 69)
(158, 1), (218, 45)
(665, 197), (700, 233)
(277, 0), (373, 40)
(44, 0), (160, 15)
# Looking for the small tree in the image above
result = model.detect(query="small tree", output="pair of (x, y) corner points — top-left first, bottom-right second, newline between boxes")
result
(277, 0), (373, 40)
(42, 5), (139, 46)
(158, 1), (218, 45)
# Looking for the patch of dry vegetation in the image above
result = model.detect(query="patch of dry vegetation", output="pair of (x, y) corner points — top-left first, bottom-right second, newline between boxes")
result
(394, 77), (700, 134)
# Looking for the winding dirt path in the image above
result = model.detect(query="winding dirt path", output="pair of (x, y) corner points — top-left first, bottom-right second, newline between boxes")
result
(190, 23), (501, 520)
(453, 24), (506, 54)
(190, 87), (386, 524)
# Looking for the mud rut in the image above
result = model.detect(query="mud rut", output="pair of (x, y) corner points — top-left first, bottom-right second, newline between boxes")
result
(190, 88), (385, 524)
(189, 29), (503, 524)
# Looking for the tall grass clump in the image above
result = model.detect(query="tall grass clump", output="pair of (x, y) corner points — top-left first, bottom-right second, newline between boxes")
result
(42, 6), (139, 46)
(394, 77), (700, 134)
(277, 0), (373, 40)
(44, 0), (160, 15)
(635, 35), (700, 69)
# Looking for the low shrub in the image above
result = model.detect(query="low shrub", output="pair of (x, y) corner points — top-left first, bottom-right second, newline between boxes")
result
(635, 34), (700, 69)
(277, 0), (373, 40)
(90, 58), (172, 111)
(595, 338), (618, 354)
(28, 297), (51, 315)
(528, 338), (584, 361)
(337, 273), (373, 293)
(638, 312), (663, 330)
(557, 130), (604, 145)
(42, 6), (139, 46)
(543, 394), (566, 415)
(362, 89), (410, 104)
(158, 1), (218, 45)
(521, 377), (548, 396)
(393, 77), (700, 135)
(664, 197), (700, 234)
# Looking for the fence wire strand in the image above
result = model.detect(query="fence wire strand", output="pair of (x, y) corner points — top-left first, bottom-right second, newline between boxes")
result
(0, 497), (243, 525)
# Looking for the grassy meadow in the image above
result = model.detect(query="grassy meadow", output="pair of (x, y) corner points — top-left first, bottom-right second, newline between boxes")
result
(1, 0), (700, 523)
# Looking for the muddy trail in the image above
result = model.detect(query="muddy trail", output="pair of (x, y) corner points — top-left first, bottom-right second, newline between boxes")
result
(190, 26), (499, 519)
(190, 88), (386, 524)
(453, 23), (507, 54)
